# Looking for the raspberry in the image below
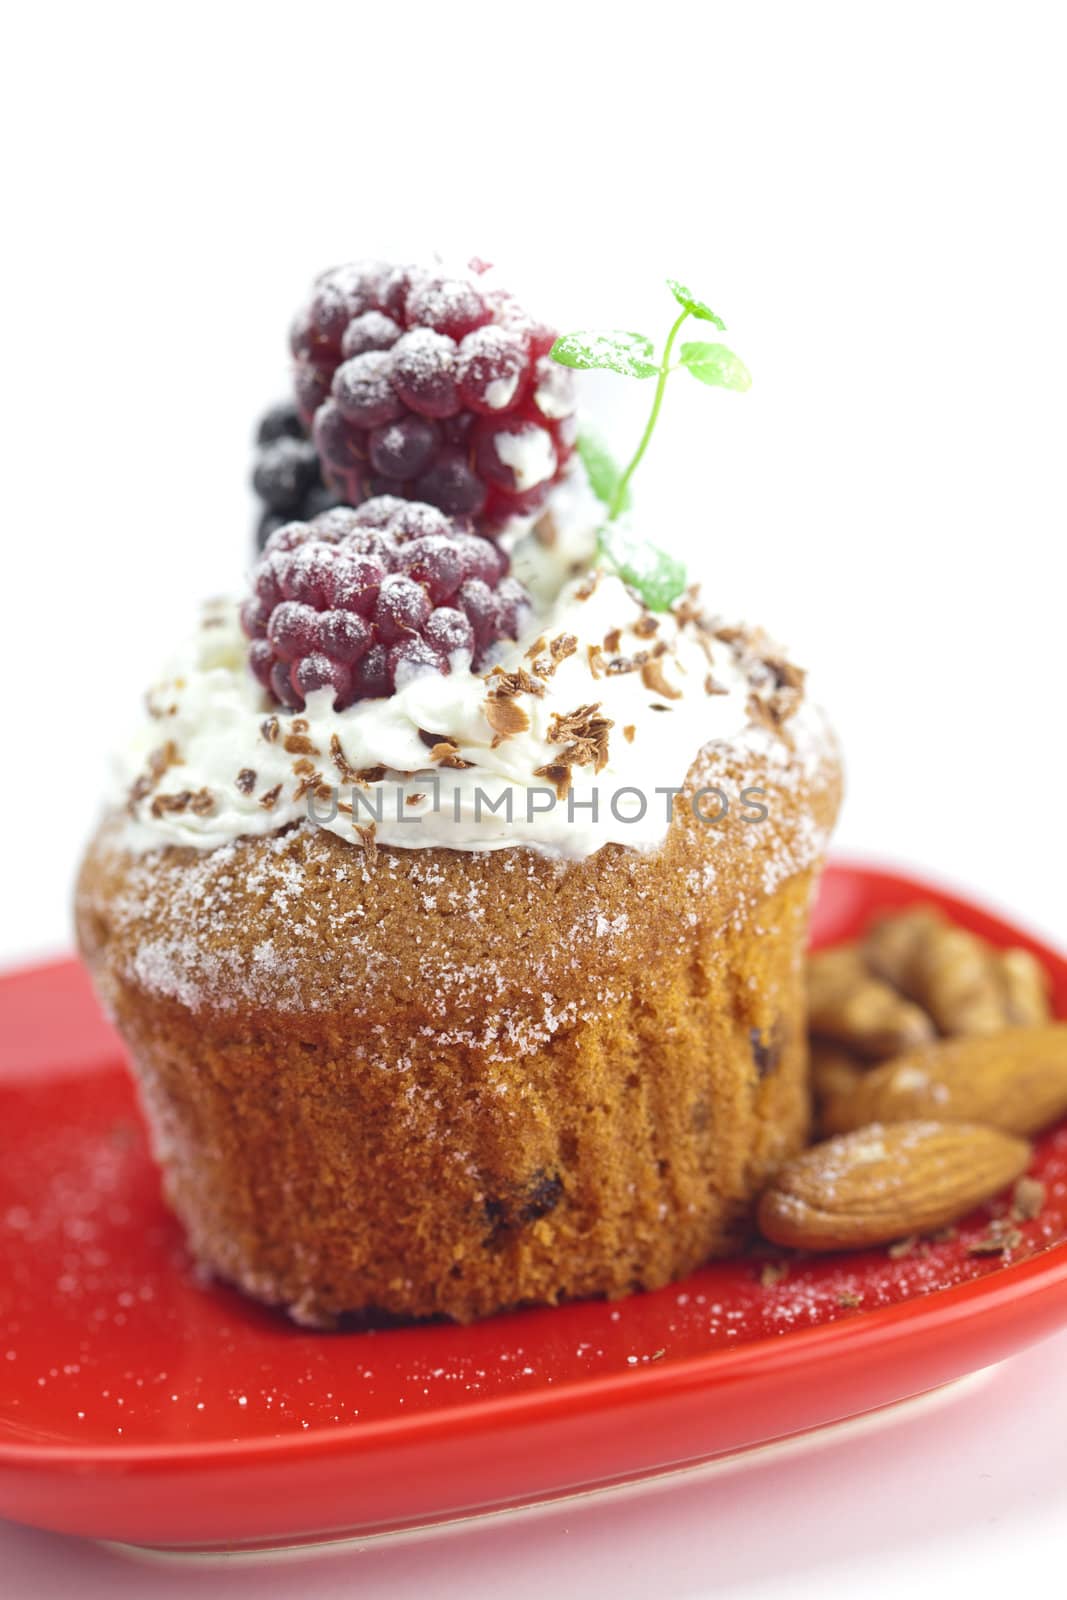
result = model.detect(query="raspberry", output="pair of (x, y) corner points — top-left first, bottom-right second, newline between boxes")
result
(341, 311), (402, 358)
(413, 447), (486, 517)
(333, 351), (404, 429)
(456, 326), (528, 413)
(367, 416), (439, 479)
(242, 498), (533, 710)
(290, 260), (577, 532)
(390, 328), (460, 419)
(252, 401), (340, 550)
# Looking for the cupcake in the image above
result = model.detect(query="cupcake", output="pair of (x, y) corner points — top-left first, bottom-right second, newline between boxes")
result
(76, 264), (842, 1325)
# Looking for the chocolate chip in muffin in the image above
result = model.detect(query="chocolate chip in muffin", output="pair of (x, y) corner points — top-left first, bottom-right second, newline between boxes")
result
(750, 1025), (782, 1079)
(483, 1168), (564, 1238)
(519, 1169), (564, 1223)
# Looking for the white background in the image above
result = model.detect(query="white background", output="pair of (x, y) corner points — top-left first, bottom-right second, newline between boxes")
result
(2, 0), (1066, 1592)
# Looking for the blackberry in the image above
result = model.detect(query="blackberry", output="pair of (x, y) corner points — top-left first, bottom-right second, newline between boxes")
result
(242, 498), (531, 710)
(290, 260), (577, 533)
(256, 483), (341, 551)
(253, 436), (320, 514)
(255, 401), (307, 447)
(251, 402), (341, 551)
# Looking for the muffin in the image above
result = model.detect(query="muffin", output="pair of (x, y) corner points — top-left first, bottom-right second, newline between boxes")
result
(76, 491), (841, 1325)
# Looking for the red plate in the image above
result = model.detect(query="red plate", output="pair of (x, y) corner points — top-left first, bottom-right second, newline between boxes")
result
(2, 862), (1066, 1552)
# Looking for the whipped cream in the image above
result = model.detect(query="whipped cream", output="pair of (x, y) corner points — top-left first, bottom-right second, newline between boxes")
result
(118, 608), (809, 866)
(114, 486), (826, 860)
(501, 458), (600, 604)
(495, 426), (558, 491)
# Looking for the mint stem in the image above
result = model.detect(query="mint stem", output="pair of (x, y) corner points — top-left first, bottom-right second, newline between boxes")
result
(607, 308), (689, 521)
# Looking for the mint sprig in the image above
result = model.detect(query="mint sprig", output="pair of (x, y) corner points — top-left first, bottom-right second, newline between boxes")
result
(678, 340), (752, 390)
(550, 279), (750, 611)
(598, 523), (687, 613)
(550, 330), (659, 380)
(576, 428), (632, 514)
(666, 279), (726, 329)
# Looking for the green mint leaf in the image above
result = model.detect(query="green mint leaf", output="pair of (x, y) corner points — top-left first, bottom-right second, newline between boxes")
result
(556, 280), (747, 525)
(577, 430), (632, 513)
(550, 330), (659, 380)
(598, 523), (687, 612)
(678, 341), (752, 391)
(666, 279), (726, 330)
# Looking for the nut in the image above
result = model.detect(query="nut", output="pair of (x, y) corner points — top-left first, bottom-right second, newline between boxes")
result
(999, 948), (1052, 1026)
(757, 1120), (1031, 1251)
(820, 1023), (1067, 1137)
(808, 945), (935, 1059)
(863, 909), (1050, 1035)
(810, 1042), (865, 1102)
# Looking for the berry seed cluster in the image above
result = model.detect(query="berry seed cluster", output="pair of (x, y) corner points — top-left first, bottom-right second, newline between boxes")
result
(269, 259), (576, 534)
(242, 499), (531, 710)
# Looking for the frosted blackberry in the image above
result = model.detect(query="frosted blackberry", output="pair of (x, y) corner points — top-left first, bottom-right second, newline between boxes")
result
(256, 401), (306, 446)
(290, 259), (577, 532)
(242, 498), (533, 710)
(252, 402), (340, 551)
(253, 436), (320, 514)
(257, 483), (339, 551)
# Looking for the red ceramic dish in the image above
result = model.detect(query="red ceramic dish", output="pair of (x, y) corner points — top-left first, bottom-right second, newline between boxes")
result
(1, 862), (1066, 1552)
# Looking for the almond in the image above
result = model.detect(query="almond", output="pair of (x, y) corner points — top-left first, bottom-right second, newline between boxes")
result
(865, 909), (1003, 1032)
(999, 949), (1052, 1026)
(808, 945), (935, 1059)
(810, 1042), (865, 1102)
(863, 910), (1047, 1035)
(757, 1120), (1031, 1251)
(821, 1023), (1067, 1137)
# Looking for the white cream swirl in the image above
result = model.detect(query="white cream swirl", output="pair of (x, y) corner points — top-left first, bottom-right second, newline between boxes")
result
(113, 556), (816, 860)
